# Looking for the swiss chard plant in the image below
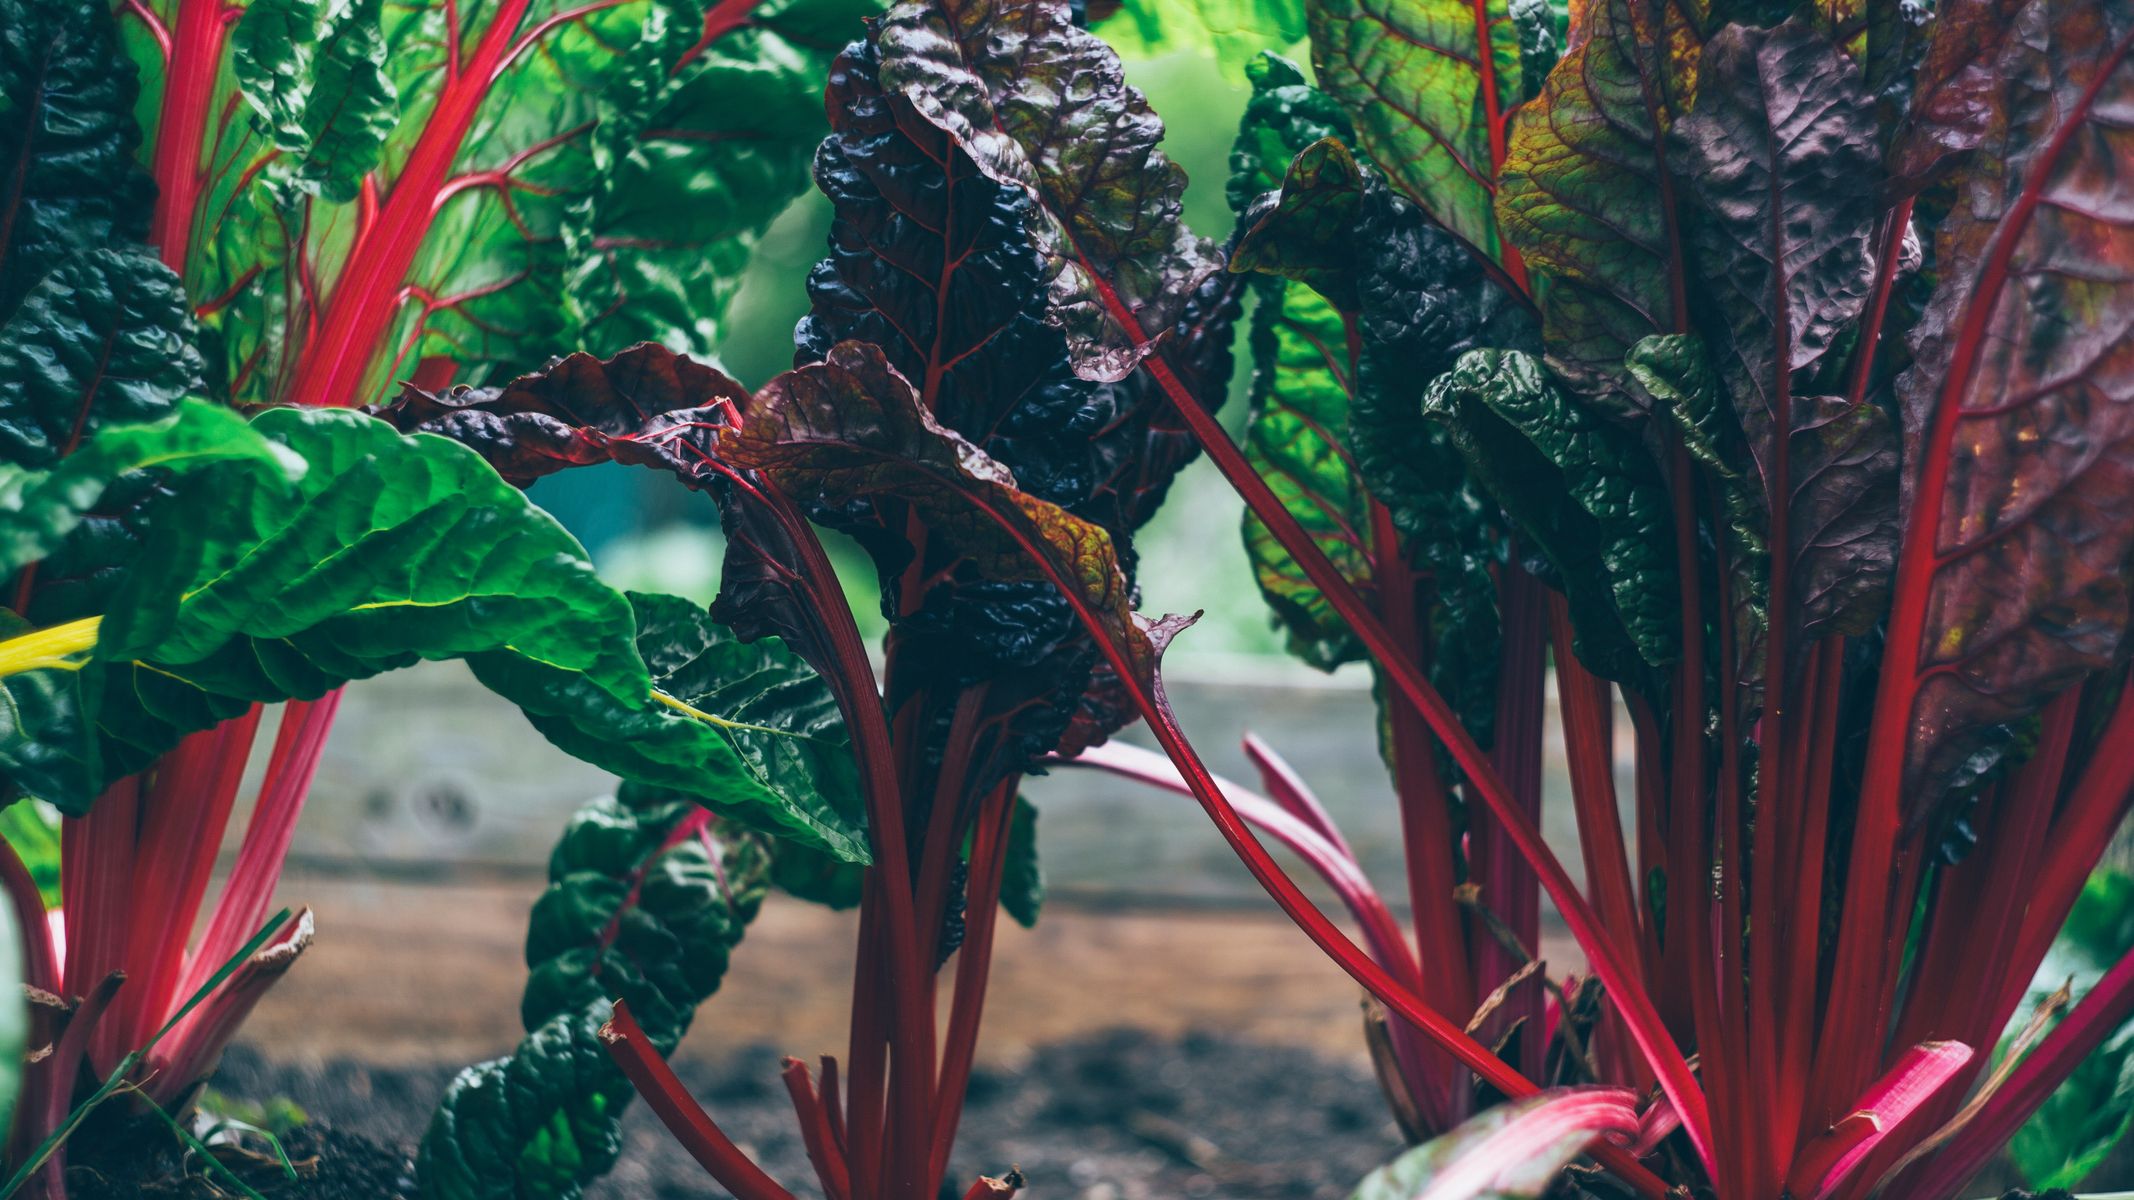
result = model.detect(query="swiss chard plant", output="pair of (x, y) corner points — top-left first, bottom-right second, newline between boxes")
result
(1050, 0), (2134, 1196)
(0, 0), (876, 1190)
(374, 0), (1244, 1192)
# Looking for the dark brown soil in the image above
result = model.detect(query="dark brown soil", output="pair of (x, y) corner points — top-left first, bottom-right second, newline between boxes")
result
(183, 1029), (1402, 1199)
(64, 1119), (413, 1199)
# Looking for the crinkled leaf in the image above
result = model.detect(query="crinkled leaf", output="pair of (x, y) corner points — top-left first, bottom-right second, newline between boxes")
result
(1422, 349), (1676, 683)
(420, 790), (769, 1200)
(1508, 0), (1565, 101)
(1232, 138), (1371, 307)
(1673, 20), (1880, 480)
(1229, 123), (1510, 718)
(0, 0), (152, 313)
(0, 399), (300, 578)
(489, 591), (869, 869)
(565, 0), (879, 360)
(228, 0), (397, 202)
(799, 33), (1126, 522)
(1786, 392), (1898, 641)
(1885, 0), (2032, 194)
(1226, 53), (1356, 213)
(726, 341), (1155, 684)
(1668, 21), (1896, 648)
(1306, 0), (1522, 259)
(1347, 1087), (1639, 1200)
(373, 343), (749, 488)
(1495, 0), (1708, 398)
(801, 23), (1225, 761)
(0, 612), (93, 809)
(1889, 0), (2134, 810)
(874, 0), (1221, 382)
(127, 0), (866, 411)
(0, 247), (204, 470)
(523, 783), (771, 1040)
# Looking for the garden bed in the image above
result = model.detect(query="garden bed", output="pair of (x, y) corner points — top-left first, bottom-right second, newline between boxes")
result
(77, 1032), (1401, 1200)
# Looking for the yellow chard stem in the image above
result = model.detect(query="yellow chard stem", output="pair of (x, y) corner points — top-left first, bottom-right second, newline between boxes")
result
(0, 616), (103, 677)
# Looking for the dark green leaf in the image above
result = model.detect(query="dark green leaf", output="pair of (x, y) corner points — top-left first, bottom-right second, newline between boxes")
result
(1000, 794), (1042, 927)
(420, 790), (769, 1200)
(1225, 53), (1355, 215)
(0, 0), (152, 312)
(0, 612), (93, 809)
(1, 400), (299, 578)
(0, 248), (204, 470)
(1422, 349), (1676, 683)
(488, 591), (869, 868)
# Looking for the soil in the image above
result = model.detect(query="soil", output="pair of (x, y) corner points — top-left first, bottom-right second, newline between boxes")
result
(72, 1029), (1402, 1199)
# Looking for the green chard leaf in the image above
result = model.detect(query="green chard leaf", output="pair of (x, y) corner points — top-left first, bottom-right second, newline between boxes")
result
(1306, 0), (1522, 259)
(1227, 106), (1518, 723)
(1227, 66), (1373, 669)
(120, 0), (872, 411)
(0, 248), (204, 470)
(1093, 0), (1308, 75)
(0, 0), (153, 312)
(487, 591), (870, 873)
(564, 0), (879, 358)
(1888, 0), (2134, 810)
(1495, 0), (1709, 401)
(228, 0), (397, 202)
(2011, 871), (2134, 1190)
(999, 794), (1043, 928)
(419, 798), (769, 1200)
(1, 399), (300, 578)
(873, 0), (1221, 382)
(1422, 349), (1676, 683)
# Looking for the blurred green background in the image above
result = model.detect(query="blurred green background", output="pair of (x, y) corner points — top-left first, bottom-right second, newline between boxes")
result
(527, 37), (1306, 663)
